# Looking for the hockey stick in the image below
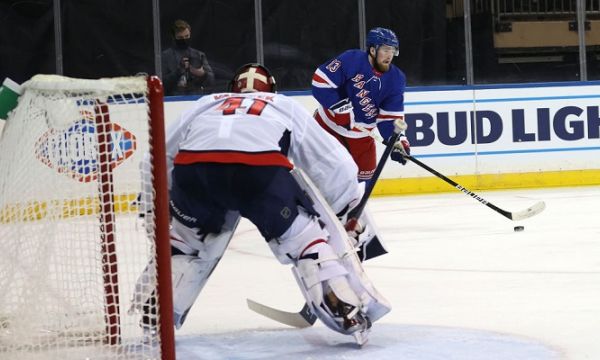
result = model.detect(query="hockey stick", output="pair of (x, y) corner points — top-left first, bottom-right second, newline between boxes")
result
(247, 299), (317, 328)
(405, 155), (545, 221)
(246, 127), (403, 328)
(347, 128), (401, 221)
(346, 128), (403, 261)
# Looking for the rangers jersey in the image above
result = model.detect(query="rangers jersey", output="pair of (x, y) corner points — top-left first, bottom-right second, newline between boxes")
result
(312, 49), (406, 140)
(164, 91), (364, 213)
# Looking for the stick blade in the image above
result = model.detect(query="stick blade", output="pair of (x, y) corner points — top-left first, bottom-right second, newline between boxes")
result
(246, 299), (317, 328)
(511, 201), (546, 221)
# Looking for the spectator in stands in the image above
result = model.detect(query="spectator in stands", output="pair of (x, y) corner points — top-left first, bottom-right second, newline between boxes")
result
(162, 19), (215, 96)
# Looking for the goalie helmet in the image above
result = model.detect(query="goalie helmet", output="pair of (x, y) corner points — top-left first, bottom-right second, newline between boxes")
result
(366, 27), (399, 56)
(229, 63), (277, 93)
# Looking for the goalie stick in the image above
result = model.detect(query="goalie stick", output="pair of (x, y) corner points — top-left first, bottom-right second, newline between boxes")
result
(405, 155), (546, 221)
(246, 123), (403, 328)
(247, 299), (317, 328)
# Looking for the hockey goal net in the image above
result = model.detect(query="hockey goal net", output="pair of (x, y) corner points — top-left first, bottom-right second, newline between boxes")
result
(0, 75), (174, 359)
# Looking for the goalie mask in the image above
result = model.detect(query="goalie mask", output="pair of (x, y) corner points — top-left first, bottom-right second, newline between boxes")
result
(229, 63), (277, 93)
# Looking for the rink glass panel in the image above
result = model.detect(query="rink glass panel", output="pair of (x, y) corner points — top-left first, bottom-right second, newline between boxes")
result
(366, 0), (465, 86)
(261, 0), (359, 90)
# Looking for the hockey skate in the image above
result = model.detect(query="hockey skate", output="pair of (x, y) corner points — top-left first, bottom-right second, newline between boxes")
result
(323, 286), (372, 346)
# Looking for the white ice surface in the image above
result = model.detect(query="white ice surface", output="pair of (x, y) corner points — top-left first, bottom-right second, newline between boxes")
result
(175, 186), (600, 359)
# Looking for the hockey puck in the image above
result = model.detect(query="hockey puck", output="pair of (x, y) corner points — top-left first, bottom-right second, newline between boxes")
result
(514, 226), (524, 232)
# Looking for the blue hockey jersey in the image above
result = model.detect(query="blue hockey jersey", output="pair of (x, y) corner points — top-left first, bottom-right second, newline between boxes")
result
(312, 49), (406, 141)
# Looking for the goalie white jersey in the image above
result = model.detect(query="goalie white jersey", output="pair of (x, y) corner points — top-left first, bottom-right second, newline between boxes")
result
(165, 91), (362, 213)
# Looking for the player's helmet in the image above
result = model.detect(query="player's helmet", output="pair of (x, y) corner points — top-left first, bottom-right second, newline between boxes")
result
(366, 27), (399, 56)
(229, 63), (277, 93)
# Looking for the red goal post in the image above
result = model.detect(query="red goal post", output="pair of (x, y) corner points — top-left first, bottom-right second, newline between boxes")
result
(0, 75), (175, 360)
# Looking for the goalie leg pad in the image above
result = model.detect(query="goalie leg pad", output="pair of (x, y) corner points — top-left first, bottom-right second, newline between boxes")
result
(170, 211), (240, 328)
(129, 211), (240, 330)
(267, 209), (370, 335)
(128, 253), (225, 330)
(170, 254), (218, 329)
(170, 217), (205, 255)
(292, 240), (369, 335)
(267, 209), (329, 264)
(289, 169), (392, 328)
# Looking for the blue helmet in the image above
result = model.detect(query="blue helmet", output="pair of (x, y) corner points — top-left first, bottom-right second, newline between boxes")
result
(366, 27), (399, 56)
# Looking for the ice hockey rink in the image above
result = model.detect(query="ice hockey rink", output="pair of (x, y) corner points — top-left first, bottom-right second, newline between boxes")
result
(173, 185), (599, 360)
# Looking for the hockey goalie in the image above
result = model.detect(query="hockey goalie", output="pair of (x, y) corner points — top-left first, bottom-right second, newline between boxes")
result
(130, 63), (392, 345)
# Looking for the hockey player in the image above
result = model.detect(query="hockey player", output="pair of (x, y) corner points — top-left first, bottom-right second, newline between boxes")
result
(311, 27), (410, 260)
(312, 27), (410, 182)
(131, 64), (392, 345)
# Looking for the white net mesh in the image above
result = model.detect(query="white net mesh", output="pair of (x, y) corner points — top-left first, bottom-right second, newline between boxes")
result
(0, 75), (168, 359)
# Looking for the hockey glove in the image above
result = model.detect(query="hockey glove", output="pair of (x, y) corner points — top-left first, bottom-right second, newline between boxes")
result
(390, 134), (410, 165)
(344, 217), (364, 247)
(329, 98), (354, 115)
